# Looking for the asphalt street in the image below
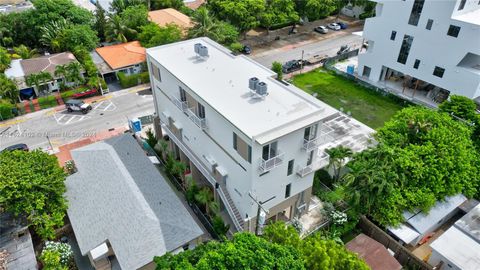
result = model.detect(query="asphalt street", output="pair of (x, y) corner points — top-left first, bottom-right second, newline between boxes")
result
(0, 87), (155, 151)
(251, 31), (364, 68)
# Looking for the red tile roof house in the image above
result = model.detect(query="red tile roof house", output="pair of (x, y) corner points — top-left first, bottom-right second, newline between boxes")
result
(91, 41), (146, 85)
(4, 52), (79, 100)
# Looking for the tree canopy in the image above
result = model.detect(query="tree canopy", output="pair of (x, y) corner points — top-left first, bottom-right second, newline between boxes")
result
(344, 107), (480, 226)
(138, 23), (182, 48)
(0, 73), (18, 104)
(0, 150), (68, 240)
(188, 7), (239, 45)
(154, 232), (305, 269)
(208, 0), (265, 33)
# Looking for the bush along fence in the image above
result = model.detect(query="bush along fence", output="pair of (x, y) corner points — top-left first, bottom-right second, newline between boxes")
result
(358, 216), (433, 270)
(118, 72), (150, 88)
(141, 131), (229, 240)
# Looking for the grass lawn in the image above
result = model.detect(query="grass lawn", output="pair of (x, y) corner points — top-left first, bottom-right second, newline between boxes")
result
(292, 69), (407, 129)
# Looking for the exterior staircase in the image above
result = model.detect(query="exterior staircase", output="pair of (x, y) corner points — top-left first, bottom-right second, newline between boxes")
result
(219, 184), (245, 230)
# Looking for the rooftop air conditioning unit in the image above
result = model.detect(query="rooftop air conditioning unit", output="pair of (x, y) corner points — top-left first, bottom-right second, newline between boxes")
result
(249, 77), (259, 90)
(256, 82), (268, 96)
(194, 43), (202, 54)
(198, 45), (209, 57)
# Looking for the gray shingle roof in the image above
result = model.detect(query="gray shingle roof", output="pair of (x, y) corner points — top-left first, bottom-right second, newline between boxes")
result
(20, 52), (77, 77)
(66, 134), (203, 270)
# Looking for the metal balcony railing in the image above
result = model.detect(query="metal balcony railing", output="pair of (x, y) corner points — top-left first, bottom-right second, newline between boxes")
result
(172, 96), (188, 112)
(297, 153), (330, 177)
(186, 107), (207, 129)
(259, 151), (284, 173)
(302, 125), (335, 151)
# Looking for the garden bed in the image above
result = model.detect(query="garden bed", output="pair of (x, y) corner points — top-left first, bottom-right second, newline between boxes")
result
(292, 68), (407, 129)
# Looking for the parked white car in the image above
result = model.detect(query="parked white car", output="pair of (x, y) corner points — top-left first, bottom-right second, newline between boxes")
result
(327, 23), (341, 31)
(314, 26), (328, 34)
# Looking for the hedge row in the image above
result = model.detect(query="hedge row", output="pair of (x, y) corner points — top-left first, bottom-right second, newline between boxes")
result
(118, 72), (150, 89)
(0, 101), (14, 120)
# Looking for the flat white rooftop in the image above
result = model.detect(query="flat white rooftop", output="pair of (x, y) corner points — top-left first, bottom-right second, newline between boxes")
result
(430, 226), (480, 269)
(453, 8), (480, 25)
(147, 37), (337, 143)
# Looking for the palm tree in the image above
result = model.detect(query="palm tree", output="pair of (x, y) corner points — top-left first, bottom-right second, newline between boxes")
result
(13, 45), (38, 59)
(0, 74), (18, 104)
(54, 64), (68, 88)
(0, 46), (11, 72)
(195, 187), (213, 214)
(40, 19), (69, 52)
(26, 72), (53, 94)
(188, 7), (220, 40)
(106, 15), (137, 43)
(325, 146), (353, 182)
(65, 62), (84, 87)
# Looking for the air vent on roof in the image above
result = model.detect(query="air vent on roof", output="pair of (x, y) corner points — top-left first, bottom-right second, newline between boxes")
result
(194, 43), (209, 58)
(249, 77), (259, 90)
(256, 82), (268, 96)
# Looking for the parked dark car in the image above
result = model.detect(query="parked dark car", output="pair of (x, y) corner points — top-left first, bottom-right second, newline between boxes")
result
(337, 22), (348, 29)
(282, 60), (302, 73)
(241, 45), (252, 55)
(1, 143), (29, 152)
(337, 45), (351, 55)
(71, 88), (97, 99)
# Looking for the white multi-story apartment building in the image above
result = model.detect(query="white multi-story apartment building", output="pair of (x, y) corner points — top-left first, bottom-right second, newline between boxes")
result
(358, 0), (480, 104)
(146, 38), (371, 232)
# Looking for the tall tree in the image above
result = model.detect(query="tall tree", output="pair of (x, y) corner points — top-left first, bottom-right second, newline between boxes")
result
(208, 0), (265, 36)
(188, 7), (239, 45)
(110, 0), (146, 14)
(120, 4), (149, 36)
(40, 19), (70, 52)
(0, 150), (68, 240)
(26, 71), (53, 94)
(0, 46), (11, 72)
(0, 74), (18, 104)
(260, 0), (299, 34)
(106, 15), (137, 43)
(57, 24), (99, 52)
(138, 23), (182, 48)
(325, 145), (353, 182)
(151, 0), (185, 10)
(94, 2), (108, 42)
(65, 61), (84, 86)
(295, 0), (337, 21)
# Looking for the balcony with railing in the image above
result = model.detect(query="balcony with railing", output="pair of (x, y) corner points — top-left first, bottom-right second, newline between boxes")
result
(172, 96), (188, 112)
(259, 151), (284, 173)
(297, 152), (330, 177)
(186, 107), (207, 129)
(302, 125), (334, 152)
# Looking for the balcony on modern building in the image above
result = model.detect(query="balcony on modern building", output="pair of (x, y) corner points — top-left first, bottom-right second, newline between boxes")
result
(259, 151), (284, 174)
(296, 152), (329, 177)
(302, 125), (334, 152)
(186, 107), (207, 129)
(172, 96), (188, 112)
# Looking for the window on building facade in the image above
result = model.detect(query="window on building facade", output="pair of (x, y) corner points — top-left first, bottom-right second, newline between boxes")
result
(362, 66), (371, 77)
(179, 87), (187, 101)
(233, 132), (252, 163)
(287, 160), (294, 176)
(390, 31), (397, 40)
(262, 141), (278, 161)
(152, 65), (161, 82)
(307, 151), (314, 166)
(447, 25), (461, 37)
(285, 183), (291, 198)
(197, 103), (205, 118)
(304, 124), (318, 141)
(433, 66), (445, 78)
(413, 59), (421, 69)
(408, 0), (425, 26)
(458, 0), (466, 10)
(397, 35), (414, 64)
(426, 19), (433, 30)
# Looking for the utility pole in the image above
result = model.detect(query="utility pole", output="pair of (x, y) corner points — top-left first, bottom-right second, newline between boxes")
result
(249, 192), (275, 235)
(300, 50), (305, 73)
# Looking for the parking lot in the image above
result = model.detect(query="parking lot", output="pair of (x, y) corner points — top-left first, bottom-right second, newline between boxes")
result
(52, 99), (117, 126)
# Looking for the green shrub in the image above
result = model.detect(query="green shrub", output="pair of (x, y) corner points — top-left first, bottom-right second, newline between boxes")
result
(118, 72), (139, 88)
(229, 42), (243, 53)
(212, 215), (230, 236)
(38, 95), (58, 109)
(139, 72), (150, 83)
(0, 101), (14, 120)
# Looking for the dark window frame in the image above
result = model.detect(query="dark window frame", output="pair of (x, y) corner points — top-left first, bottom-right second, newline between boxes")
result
(287, 160), (294, 176)
(397, 35), (414, 64)
(285, 183), (291, 198)
(433, 66), (445, 78)
(233, 132), (237, 150)
(447, 25), (461, 37)
(413, 59), (421, 69)
(458, 0), (466, 10)
(179, 87), (187, 101)
(408, 0), (425, 26)
(197, 103), (205, 119)
(390, 31), (397, 40)
(426, 19), (433, 30)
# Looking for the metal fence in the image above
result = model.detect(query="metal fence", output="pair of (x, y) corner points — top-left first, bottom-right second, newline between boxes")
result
(358, 216), (433, 270)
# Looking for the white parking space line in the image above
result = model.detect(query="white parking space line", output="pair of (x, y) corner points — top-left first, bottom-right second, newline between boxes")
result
(93, 101), (105, 110)
(103, 102), (114, 111)
(64, 115), (78, 125)
(56, 114), (66, 122)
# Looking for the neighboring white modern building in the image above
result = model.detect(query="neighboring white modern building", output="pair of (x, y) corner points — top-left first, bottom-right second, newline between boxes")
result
(147, 37), (373, 232)
(428, 203), (480, 270)
(358, 0), (480, 104)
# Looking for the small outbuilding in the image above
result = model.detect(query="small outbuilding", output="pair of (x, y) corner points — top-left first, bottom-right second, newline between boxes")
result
(346, 233), (402, 270)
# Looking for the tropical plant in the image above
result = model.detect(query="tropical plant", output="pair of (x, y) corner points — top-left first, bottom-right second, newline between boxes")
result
(106, 15), (137, 43)
(94, 2), (108, 42)
(260, 0), (299, 34)
(54, 64), (68, 87)
(39, 18), (70, 52)
(146, 128), (158, 149)
(0, 74), (18, 104)
(138, 23), (182, 48)
(188, 6), (239, 45)
(0, 46), (11, 72)
(13, 45), (37, 59)
(110, 0), (146, 14)
(26, 71), (53, 93)
(271, 61), (283, 80)
(212, 215), (230, 236)
(57, 24), (99, 52)
(325, 145), (353, 182)
(40, 250), (68, 270)
(208, 0), (265, 36)
(0, 150), (68, 239)
(195, 187), (213, 214)
(65, 61), (84, 87)
(42, 241), (73, 266)
(120, 4), (149, 33)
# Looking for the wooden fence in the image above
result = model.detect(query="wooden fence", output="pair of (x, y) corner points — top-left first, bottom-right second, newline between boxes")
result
(358, 216), (433, 270)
